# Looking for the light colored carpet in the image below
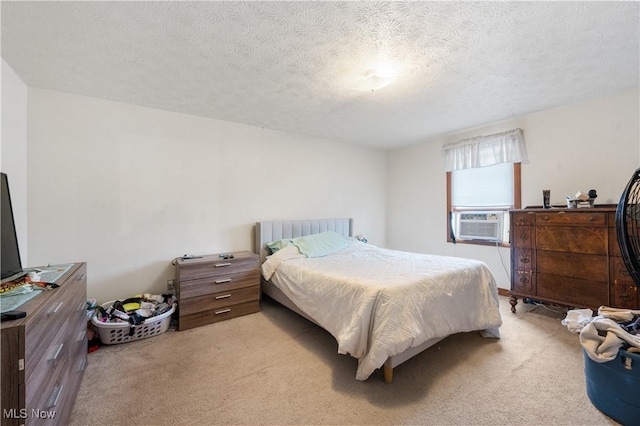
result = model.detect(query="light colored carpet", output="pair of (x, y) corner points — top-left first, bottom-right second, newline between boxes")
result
(70, 295), (618, 426)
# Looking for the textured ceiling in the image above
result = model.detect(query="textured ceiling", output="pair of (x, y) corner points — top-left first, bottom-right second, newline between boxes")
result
(2, 1), (639, 150)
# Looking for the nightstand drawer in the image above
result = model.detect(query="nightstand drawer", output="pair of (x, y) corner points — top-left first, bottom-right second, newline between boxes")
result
(179, 286), (260, 315)
(178, 300), (260, 330)
(175, 252), (259, 281)
(179, 270), (260, 299)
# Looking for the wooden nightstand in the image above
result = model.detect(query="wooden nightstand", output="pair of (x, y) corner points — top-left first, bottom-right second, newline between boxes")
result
(173, 251), (260, 330)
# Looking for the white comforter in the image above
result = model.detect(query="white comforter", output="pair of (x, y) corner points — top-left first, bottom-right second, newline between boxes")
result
(262, 242), (502, 380)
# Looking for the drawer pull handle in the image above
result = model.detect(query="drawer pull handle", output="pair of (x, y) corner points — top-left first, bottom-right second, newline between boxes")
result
(78, 357), (87, 372)
(215, 278), (232, 284)
(49, 301), (64, 316)
(51, 343), (64, 363)
(76, 274), (86, 281)
(79, 330), (87, 342)
(215, 294), (232, 300)
(215, 263), (232, 267)
(519, 276), (529, 284)
(520, 258), (529, 264)
(47, 384), (64, 408)
(215, 308), (231, 315)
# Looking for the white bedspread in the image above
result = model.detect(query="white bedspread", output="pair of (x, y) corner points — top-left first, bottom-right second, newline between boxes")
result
(262, 242), (502, 380)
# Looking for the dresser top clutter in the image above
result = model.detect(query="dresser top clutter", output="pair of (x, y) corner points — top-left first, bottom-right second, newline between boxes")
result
(509, 205), (638, 313)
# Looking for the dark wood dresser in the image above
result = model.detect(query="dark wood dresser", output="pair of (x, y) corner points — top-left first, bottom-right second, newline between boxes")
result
(509, 207), (638, 313)
(1, 263), (87, 425)
(173, 251), (260, 330)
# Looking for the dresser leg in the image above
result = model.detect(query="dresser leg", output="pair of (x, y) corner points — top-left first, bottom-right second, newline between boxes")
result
(509, 295), (518, 313)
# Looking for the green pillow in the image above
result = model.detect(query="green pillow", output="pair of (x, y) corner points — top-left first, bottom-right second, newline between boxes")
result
(291, 231), (349, 258)
(266, 238), (292, 254)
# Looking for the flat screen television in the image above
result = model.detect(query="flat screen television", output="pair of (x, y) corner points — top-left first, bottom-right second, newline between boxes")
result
(1, 172), (24, 281)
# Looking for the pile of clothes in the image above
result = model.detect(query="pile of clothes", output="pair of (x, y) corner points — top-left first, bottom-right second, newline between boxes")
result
(563, 306), (640, 362)
(93, 293), (176, 327)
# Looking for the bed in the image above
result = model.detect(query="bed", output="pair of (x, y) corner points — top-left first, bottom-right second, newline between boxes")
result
(255, 218), (502, 383)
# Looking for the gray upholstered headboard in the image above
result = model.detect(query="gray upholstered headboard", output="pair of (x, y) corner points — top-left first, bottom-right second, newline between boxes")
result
(255, 218), (353, 264)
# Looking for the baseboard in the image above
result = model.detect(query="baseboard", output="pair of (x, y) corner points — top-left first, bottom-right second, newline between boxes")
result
(498, 288), (510, 297)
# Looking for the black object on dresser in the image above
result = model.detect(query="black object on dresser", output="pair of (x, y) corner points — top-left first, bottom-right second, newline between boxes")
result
(1, 263), (88, 426)
(173, 251), (260, 330)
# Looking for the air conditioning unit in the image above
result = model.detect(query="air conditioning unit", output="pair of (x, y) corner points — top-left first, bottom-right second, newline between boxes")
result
(456, 212), (503, 241)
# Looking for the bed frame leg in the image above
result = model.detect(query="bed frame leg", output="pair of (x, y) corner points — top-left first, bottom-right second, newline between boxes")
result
(383, 365), (393, 383)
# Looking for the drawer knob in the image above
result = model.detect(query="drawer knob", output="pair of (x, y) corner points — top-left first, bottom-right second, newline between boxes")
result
(519, 276), (529, 284)
(520, 258), (529, 264)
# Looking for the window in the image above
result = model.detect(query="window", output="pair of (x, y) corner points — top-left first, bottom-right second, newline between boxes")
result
(446, 163), (521, 246)
(443, 128), (527, 246)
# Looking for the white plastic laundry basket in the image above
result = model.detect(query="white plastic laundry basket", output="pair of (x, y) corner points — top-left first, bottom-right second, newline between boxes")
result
(91, 300), (176, 345)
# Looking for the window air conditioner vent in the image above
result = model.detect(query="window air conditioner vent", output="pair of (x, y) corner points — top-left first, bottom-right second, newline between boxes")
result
(457, 212), (503, 241)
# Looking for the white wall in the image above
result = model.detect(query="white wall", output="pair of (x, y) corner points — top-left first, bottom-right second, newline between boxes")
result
(7, 71), (639, 300)
(26, 89), (387, 303)
(387, 87), (640, 289)
(1, 59), (28, 263)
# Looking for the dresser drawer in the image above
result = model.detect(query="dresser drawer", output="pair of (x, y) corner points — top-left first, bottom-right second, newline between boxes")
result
(179, 300), (260, 330)
(512, 226), (534, 248)
(609, 230), (622, 257)
(176, 252), (259, 282)
(512, 212), (535, 226)
(24, 265), (86, 381)
(179, 285), (260, 315)
(26, 317), (70, 409)
(610, 282), (638, 309)
(537, 251), (608, 282)
(535, 226), (608, 255)
(611, 256), (634, 285)
(513, 248), (534, 272)
(179, 270), (260, 299)
(511, 270), (535, 294)
(536, 212), (607, 226)
(537, 274), (608, 309)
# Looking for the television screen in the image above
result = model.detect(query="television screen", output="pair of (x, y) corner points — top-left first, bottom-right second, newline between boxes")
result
(1, 172), (24, 281)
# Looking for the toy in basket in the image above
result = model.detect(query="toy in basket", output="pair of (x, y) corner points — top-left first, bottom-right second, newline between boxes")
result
(91, 294), (176, 345)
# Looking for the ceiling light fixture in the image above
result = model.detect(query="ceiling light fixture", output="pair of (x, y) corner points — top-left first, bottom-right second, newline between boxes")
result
(353, 69), (397, 92)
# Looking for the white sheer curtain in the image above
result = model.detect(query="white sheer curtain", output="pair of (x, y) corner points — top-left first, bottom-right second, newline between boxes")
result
(443, 128), (528, 171)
